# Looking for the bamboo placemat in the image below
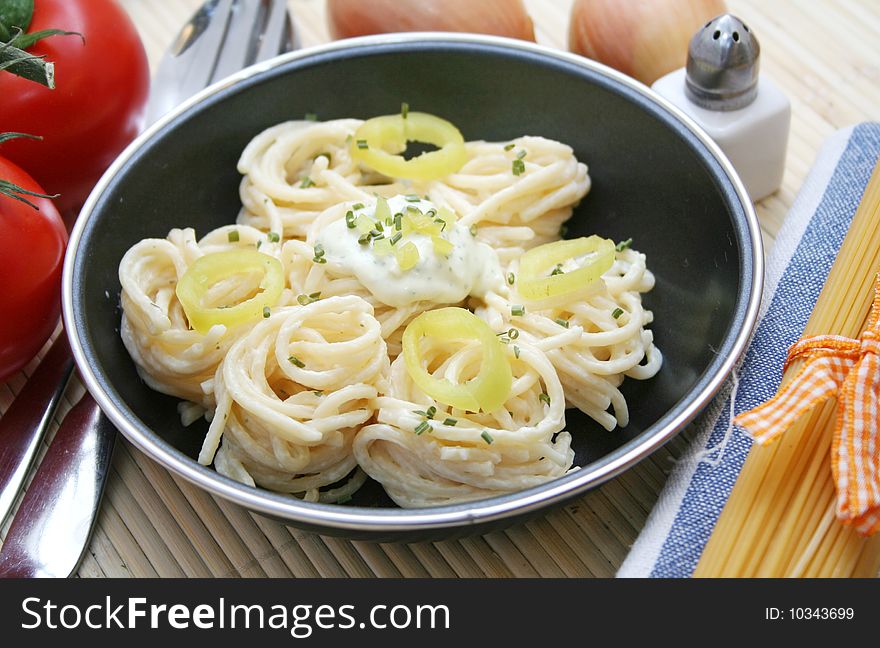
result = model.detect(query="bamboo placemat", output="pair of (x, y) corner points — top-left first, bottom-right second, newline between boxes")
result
(2, 0), (879, 578)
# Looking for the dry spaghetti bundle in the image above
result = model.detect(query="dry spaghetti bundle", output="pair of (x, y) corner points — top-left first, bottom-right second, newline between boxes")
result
(695, 162), (880, 577)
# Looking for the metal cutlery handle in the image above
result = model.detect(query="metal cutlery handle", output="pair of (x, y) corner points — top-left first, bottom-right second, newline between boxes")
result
(0, 334), (74, 529)
(0, 392), (116, 578)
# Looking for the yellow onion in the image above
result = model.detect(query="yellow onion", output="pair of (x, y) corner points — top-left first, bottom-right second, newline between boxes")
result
(569, 0), (728, 85)
(327, 0), (536, 42)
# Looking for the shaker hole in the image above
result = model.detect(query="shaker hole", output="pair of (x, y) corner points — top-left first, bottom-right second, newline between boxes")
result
(705, 21), (711, 27)
(713, 30), (721, 40)
(732, 31), (740, 41)
(744, 24), (750, 32)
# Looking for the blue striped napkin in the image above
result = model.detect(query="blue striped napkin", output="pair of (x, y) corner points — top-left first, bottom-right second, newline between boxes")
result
(618, 123), (880, 578)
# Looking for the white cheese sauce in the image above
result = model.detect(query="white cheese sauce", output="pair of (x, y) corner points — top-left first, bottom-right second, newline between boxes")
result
(317, 195), (503, 307)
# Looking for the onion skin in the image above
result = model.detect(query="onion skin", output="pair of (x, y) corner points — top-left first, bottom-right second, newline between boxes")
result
(327, 0), (536, 42)
(569, 0), (727, 85)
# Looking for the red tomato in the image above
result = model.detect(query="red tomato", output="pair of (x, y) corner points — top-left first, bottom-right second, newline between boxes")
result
(0, 0), (149, 216)
(0, 156), (67, 382)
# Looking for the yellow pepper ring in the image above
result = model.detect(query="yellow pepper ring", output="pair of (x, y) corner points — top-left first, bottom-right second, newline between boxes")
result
(175, 250), (284, 335)
(351, 112), (468, 181)
(402, 307), (513, 413)
(517, 236), (616, 304)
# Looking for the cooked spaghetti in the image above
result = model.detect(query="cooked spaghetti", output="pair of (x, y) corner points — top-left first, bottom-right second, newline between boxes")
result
(118, 110), (661, 506)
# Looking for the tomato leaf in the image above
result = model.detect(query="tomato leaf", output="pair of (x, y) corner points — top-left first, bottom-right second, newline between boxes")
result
(0, 0), (34, 43)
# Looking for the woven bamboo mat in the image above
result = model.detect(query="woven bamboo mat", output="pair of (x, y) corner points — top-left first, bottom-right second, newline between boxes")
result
(2, 0), (879, 578)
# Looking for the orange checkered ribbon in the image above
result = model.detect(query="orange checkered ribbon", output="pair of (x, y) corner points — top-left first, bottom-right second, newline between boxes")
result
(734, 275), (880, 536)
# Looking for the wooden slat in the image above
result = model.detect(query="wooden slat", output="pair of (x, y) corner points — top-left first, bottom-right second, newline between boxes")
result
(1, 0), (877, 579)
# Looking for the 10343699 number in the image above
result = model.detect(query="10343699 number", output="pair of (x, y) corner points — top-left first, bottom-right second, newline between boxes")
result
(790, 608), (854, 620)
(765, 607), (855, 621)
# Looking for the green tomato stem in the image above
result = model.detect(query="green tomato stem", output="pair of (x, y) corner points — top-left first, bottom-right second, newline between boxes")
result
(0, 131), (57, 209)
(0, 33), (53, 87)
(0, 179), (58, 210)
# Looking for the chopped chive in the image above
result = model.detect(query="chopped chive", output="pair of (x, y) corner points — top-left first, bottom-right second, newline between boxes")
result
(401, 102), (409, 119)
(346, 210), (356, 228)
(405, 194), (421, 202)
(345, 134), (353, 144)
(313, 256), (328, 264)
(297, 292), (322, 305)
(539, 392), (551, 405)
(227, 230), (239, 242)
(559, 224), (569, 237)
(352, 202), (365, 211)
(385, 216), (392, 227)
(550, 264), (564, 276)
(374, 220), (384, 232)
(426, 406), (437, 419)
(469, 224), (478, 236)
(256, 240), (262, 249)
(358, 233), (371, 245)
(356, 139), (368, 149)
(436, 219), (447, 231)
(507, 272), (515, 285)
(511, 305), (525, 317)
(615, 238), (633, 252)
(508, 328), (519, 339)
(443, 417), (458, 427)
(504, 143), (516, 151)
(414, 420), (431, 435)
(370, 230), (384, 240)
(262, 306), (271, 318)
(554, 318), (570, 328)
(314, 244), (325, 257)
(268, 231), (280, 243)
(304, 112), (317, 121)
(480, 430), (494, 444)
(612, 307), (624, 319)
(412, 410), (427, 417)
(300, 176), (314, 188)
(312, 390), (324, 396)
(512, 159), (525, 176)
(389, 232), (402, 245)
(426, 209), (437, 218)
(513, 345), (521, 359)
(394, 213), (402, 231)
(288, 355), (305, 368)
(516, 149), (527, 159)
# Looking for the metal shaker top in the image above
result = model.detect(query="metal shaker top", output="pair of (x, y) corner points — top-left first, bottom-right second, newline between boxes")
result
(686, 14), (760, 111)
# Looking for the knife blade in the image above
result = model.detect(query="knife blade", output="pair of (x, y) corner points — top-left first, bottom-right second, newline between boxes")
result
(0, 392), (115, 577)
(0, 334), (74, 529)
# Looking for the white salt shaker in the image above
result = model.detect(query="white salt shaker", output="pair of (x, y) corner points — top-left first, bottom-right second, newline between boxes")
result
(652, 14), (790, 202)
